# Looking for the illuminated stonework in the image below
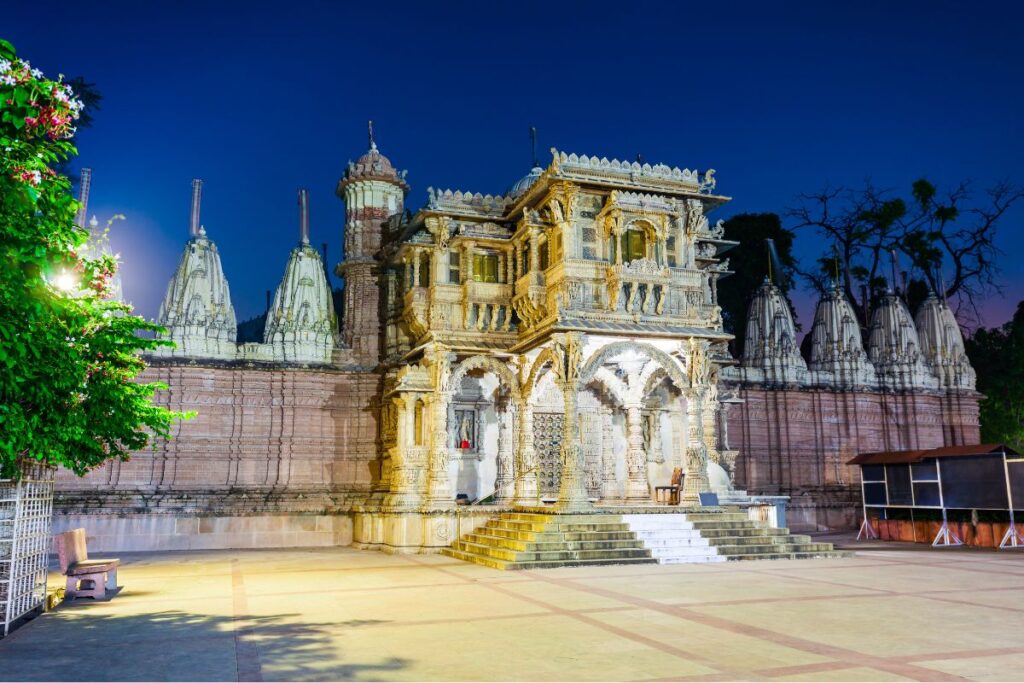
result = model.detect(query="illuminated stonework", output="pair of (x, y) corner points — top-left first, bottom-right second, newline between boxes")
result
(54, 137), (980, 551)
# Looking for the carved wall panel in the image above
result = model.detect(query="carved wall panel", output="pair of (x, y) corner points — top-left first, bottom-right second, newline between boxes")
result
(580, 411), (602, 496)
(534, 412), (564, 498)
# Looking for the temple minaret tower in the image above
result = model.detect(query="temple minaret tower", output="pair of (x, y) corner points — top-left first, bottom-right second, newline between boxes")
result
(336, 123), (409, 367)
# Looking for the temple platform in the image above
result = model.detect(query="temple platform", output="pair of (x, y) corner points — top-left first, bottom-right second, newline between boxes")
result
(442, 507), (847, 569)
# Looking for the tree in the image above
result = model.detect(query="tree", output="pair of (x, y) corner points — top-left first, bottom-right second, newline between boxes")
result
(718, 213), (798, 355)
(964, 302), (1024, 451)
(788, 179), (1023, 325)
(0, 40), (189, 478)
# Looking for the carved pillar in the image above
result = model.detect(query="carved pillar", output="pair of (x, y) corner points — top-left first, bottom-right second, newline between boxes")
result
(412, 249), (421, 287)
(513, 244), (521, 281)
(427, 390), (454, 508)
(463, 241), (475, 278)
(386, 394), (420, 508)
(554, 334), (591, 511)
(403, 258), (412, 292)
(494, 406), (515, 501)
(600, 406), (618, 501)
(624, 404), (650, 502)
(648, 411), (664, 464)
(703, 392), (720, 466)
(529, 229), (540, 273)
(513, 399), (539, 506)
(681, 388), (711, 504)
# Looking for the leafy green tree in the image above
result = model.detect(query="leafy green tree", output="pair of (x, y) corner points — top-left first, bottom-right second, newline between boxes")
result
(0, 40), (189, 478)
(965, 302), (1024, 451)
(718, 213), (798, 355)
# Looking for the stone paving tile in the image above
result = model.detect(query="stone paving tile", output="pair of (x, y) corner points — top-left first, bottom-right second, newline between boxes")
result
(575, 569), (878, 606)
(766, 666), (916, 681)
(913, 652), (1024, 682)
(1, 538), (1022, 681)
(687, 594), (1024, 659)
(585, 607), (831, 672)
(284, 614), (718, 682)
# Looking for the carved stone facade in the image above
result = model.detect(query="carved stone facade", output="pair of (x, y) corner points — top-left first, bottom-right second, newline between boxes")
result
(54, 138), (980, 550)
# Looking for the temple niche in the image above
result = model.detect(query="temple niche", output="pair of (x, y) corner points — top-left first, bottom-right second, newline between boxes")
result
(51, 138), (979, 554)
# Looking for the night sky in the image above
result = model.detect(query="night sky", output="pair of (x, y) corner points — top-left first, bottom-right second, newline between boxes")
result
(6, 1), (1023, 330)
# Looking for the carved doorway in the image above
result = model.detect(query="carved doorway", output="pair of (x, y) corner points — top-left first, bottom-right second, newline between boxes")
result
(533, 413), (564, 499)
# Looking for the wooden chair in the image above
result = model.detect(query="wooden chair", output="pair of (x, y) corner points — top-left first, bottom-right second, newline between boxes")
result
(55, 529), (120, 600)
(654, 468), (683, 505)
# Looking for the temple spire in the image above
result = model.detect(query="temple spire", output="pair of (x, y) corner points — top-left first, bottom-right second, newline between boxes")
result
(75, 168), (92, 229)
(298, 188), (310, 245)
(368, 120), (376, 151)
(529, 126), (538, 168)
(189, 178), (203, 238)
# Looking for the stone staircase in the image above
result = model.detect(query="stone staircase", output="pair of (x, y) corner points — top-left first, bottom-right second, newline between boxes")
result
(620, 514), (724, 564)
(629, 510), (847, 561)
(443, 508), (848, 569)
(441, 512), (657, 570)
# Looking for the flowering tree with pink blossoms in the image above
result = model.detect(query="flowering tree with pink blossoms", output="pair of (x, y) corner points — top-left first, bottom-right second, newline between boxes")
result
(0, 39), (189, 478)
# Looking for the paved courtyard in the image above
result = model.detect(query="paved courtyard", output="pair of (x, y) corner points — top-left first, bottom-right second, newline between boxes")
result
(1, 535), (1022, 681)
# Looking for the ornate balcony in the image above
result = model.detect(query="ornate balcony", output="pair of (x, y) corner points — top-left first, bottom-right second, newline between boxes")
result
(512, 271), (547, 329)
(462, 280), (514, 332)
(606, 258), (671, 315)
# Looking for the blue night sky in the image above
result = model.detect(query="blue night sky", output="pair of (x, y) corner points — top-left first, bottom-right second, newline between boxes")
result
(6, 1), (1023, 329)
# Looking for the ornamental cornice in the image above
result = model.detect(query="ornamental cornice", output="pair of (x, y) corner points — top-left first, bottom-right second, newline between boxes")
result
(426, 187), (511, 217)
(551, 149), (701, 186)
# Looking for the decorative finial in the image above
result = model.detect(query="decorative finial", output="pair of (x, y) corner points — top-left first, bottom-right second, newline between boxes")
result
(298, 188), (310, 245)
(76, 168), (92, 229)
(368, 120), (376, 151)
(529, 126), (538, 168)
(189, 178), (203, 238)
(88, 215), (98, 228)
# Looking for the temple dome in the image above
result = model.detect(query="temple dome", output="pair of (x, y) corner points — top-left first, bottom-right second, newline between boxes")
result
(740, 280), (808, 384)
(264, 244), (337, 364)
(339, 143), (409, 192)
(155, 226), (237, 360)
(914, 293), (976, 390)
(867, 292), (937, 390)
(507, 165), (543, 200)
(807, 283), (876, 386)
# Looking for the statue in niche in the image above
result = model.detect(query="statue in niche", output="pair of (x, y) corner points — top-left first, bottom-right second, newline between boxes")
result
(455, 409), (476, 450)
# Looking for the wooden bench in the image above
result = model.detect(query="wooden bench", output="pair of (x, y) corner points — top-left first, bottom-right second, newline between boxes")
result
(55, 529), (120, 600)
(654, 467), (684, 505)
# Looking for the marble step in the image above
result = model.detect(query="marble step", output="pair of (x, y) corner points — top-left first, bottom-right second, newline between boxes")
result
(712, 542), (836, 556)
(634, 535), (713, 549)
(723, 550), (852, 561)
(441, 547), (658, 571)
(452, 540), (652, 564)
(480, 527), (638, 543)
(703, 534), (813, 547)
(464, 533), (645, 553)
(696, 527), (789, 538)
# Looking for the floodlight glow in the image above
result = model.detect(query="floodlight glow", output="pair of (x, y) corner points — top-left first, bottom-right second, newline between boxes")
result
(54, 271), (77, 292)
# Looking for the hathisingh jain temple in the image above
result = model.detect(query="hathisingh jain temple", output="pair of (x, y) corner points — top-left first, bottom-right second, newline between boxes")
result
(55, 136), (980, 565)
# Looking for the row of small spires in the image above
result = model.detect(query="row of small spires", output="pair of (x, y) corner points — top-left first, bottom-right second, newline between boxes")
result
(737, 279), (976, 391)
